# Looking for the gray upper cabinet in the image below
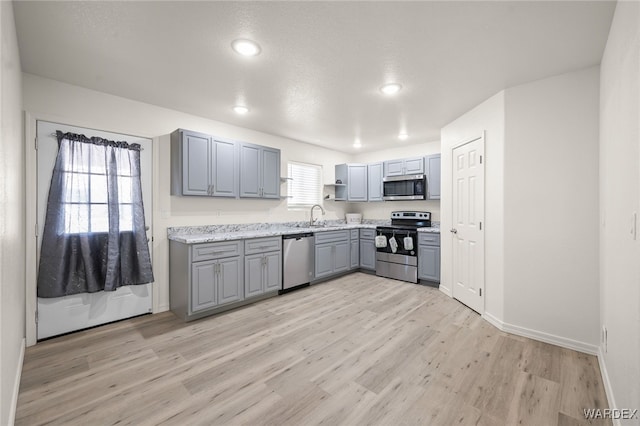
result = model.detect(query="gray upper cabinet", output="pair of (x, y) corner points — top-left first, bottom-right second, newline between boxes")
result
(239, 142), (281, 199)
(384, 156), (425, 177)
(367, 162), (383, 202)
(384, 159), (404, 177)
(261, 148), (280, 199)
(211, 138), (238, 197)
(335, 163), (367, 202)
(404, 157), (425, 175)
(239, 143), (260, 197)
(425, 154), (441, 200)
(171, 129), (238, 197)
(172, 130), (210, 196)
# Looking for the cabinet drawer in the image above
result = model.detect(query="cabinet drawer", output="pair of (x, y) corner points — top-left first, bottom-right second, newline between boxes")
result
(418, 233), (440, 246)
(350, 229), (359, 240)
(192, 241), (242, 262)
(360, 228), (376, 240)
(244, 236), (282, 255)
(314, 230), (349, 244)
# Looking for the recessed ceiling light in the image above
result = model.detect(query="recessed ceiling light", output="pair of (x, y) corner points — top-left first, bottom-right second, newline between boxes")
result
(231, 39), (261, 57)
(380, 83), (402, 95)
(353, 139), (362, 148)
(398, 133), (408, 141)
(233, 105), (249, 114)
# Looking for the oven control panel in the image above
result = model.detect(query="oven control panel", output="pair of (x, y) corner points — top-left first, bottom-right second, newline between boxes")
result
(391, 211), (431, 220)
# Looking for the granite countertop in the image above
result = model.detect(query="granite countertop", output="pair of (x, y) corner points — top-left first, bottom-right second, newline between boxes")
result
(168, 220), (440, 244)
(417, 227), (441, 234)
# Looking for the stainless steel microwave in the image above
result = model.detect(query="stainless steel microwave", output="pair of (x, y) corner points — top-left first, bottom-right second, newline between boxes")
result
(382, 174), (426, 201)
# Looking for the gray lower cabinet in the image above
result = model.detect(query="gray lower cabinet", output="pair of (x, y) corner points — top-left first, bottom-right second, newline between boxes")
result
(169, 241), (244, 320)
(217, 257), (243, 305)
(190, 255), (242, 311)
(244, 236), (282, 297)
(425, 154), (441, 200)
(350, 229), (359, 270)
(418, 233), (440, 282)
(170, 129), (238, 197)
(170, 240), (244, 320)
(359, 228), (376, 270)
(191, 260), (217, 311)
(314, 231), (350, 279)
(239, 142), (281, 199)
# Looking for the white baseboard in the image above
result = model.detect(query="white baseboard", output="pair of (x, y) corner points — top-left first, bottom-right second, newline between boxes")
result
(155, 304), (170, 313)
(480, 312), (598, 355)
(501, 321), (599, 355)
(483, 311), (504, 329)
(438, 284), (452, 297)
(8, 338), (25, 426)
(597, 347), (621, 426)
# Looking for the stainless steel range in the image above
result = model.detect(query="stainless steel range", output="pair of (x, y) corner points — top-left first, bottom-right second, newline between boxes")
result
(376, 211), (431, 283)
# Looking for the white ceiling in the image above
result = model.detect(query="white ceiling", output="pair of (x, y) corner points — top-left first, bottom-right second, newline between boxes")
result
(13, 1), (615, 153)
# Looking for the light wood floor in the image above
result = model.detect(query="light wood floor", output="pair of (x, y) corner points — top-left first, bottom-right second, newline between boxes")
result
(16, 273), (611, 426)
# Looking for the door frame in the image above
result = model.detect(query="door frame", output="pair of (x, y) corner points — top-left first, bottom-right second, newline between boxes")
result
(450, 132), (486, 314)
(24, 111), (158, 346)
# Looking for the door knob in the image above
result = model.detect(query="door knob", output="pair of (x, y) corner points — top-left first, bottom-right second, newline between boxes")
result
(450, 228), (458, 234)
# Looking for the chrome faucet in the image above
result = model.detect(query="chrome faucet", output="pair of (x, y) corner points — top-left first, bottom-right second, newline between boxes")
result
(310, 204), (326, 227)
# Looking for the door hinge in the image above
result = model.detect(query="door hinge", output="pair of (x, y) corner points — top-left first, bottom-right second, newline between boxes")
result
(479, 222), (482, 231)
(479, 288), (482, 297)
(35, 223), (39, 238)
(35, 310), (39, 324)
(480, 155), (483, 164)
(35, 137), (38, 150)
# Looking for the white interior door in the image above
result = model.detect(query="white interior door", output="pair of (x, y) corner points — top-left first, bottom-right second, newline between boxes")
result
(36, 120), (153, 340)
(451, 135), (485, 314)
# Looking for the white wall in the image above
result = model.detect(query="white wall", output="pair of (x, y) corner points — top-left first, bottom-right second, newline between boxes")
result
(441, 67), (600, 353)
(441, 91), (506, 313)
(0, 2), (25, 424)
(22, 73), (352, 319)
(503, 67), (600, 350)
(351, 141), (442, 221)
(599, 0), (640, 416)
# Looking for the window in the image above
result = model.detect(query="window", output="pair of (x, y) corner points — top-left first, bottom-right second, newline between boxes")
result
(287, 162), (322, 209)
(59, 141), (134, 234)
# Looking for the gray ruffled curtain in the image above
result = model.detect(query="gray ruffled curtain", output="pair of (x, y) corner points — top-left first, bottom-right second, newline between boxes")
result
(37, 131), (154, 298)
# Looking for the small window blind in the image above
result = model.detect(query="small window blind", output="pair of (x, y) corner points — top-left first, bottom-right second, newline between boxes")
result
(287, 162), (322, 209)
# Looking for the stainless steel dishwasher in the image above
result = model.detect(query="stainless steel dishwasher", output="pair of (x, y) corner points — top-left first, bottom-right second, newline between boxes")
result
(282, 232), (314, 291)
